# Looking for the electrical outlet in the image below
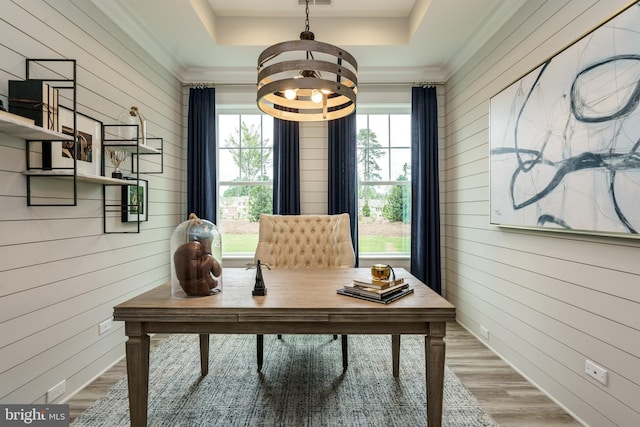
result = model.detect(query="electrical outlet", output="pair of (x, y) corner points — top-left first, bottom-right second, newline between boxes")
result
(479, 325), (489, 340)
(98, 319), (112, 335)
(585, 359), (608, 385)
(47, 380), (66, 403)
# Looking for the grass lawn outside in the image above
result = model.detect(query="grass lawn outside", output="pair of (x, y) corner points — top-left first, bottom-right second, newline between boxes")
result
(222, 234), (409, 253)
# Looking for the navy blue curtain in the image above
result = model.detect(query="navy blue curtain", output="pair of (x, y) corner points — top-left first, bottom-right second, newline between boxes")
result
(272, 117), (300, 214)
(187, 87), (217, 223)
(328, 114), (359, 265)
(411, 86), (441, 293)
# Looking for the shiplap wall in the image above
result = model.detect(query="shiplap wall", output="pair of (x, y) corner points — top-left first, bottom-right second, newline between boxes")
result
(444, 0), (640, 425)
(0, 0), (184, 403)
(300, 122), (328, 214)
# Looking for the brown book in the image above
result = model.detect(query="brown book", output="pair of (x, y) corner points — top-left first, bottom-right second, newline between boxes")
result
(337, 287), (414, 304)
(352, 277), (404, 290)
(342, 282), (409, 300)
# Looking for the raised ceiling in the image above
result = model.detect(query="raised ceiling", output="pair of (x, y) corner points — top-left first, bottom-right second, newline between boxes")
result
(90, 0), (527, 84)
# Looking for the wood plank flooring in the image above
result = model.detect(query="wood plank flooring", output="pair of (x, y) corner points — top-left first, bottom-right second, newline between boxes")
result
(67, 322), (581, 425)
(444, 322), (581, 426)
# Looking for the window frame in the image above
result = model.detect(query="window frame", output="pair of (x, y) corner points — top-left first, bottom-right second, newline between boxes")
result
(216, 111), (274, 258)
(356, 112), (412, 258)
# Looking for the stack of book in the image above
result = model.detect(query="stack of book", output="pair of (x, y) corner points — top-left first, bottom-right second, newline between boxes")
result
(337, 277), (413, 304)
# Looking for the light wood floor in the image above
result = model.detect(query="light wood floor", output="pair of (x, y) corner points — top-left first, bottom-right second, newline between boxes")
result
(67, 322), (581, 426)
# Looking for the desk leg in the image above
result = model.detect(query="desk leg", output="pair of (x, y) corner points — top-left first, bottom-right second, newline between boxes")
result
(341, 335), (348, 371)
(256, 334), (264, 372)
(125, 322), (150, 427)
(425, 322), (446, 427)
(392, 334), (400, 377)
(199, 334), (209, 376)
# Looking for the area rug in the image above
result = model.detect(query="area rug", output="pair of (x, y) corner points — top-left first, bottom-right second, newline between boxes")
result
(72, 334), (498, 426)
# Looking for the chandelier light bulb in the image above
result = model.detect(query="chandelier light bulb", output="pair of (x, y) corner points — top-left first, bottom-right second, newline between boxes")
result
(284, 89), (297, 100)
(311, 89), (323, 103)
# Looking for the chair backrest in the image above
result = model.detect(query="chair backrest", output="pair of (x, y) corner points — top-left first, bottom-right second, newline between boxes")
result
(254, 213), (356, 269)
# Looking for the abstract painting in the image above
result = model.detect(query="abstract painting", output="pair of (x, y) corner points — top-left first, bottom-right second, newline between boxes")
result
(490, 2), (640, 237)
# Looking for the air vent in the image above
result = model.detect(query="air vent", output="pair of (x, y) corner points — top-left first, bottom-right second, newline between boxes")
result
(298, 0), (332, 5)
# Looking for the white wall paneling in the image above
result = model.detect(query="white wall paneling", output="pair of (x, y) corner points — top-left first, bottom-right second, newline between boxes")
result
(444, 0), (640, 425)
(0, 0), (184, 403)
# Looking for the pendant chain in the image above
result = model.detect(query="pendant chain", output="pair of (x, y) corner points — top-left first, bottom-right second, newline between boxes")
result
(305, 0), (310, 32)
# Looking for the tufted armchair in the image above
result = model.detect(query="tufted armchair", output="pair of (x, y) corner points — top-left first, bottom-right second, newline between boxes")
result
(254, 213), (355, 269)
(253, 213), (355, 371)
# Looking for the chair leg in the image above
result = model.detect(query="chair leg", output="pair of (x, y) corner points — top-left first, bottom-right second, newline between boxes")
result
(341, 335), (348, 371)
(333, 334), (338, 340)
(257, 334), (264, 372)
(277, 334), (282, 340)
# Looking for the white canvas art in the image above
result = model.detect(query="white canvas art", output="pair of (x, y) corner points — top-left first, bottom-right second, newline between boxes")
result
(490, 2), (640, 237)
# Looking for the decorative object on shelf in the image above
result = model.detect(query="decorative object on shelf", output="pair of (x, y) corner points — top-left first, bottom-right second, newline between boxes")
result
(121, 178), (148, 222)
(118, 106), (147, 146)
(170, 213), (223, 297)
(9, 79), (60, 169)
(251, 260), (270, 296)
(51, 106), (102, 176)
(256, 0), (357, 122)
(107, 148), (127, 178)
(8, 79), (59, 130)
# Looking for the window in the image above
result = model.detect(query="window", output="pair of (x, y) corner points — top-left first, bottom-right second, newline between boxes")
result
(356, 114), (411, 255)
(218, 114), (274, 255)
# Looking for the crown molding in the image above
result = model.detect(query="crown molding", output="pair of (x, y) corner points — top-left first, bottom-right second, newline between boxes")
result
(89, 0), (186, 78)
(442, 0), (528, 81)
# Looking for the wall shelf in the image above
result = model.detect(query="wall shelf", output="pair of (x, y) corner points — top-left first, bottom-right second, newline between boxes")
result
(103, 142), (160, 155)
(0, 112), (73, 141)
(11, 59), (164, 234)
(101, 125), (163, 234)
(23, 169), (131, 185)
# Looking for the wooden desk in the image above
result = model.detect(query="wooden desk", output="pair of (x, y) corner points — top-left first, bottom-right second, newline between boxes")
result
(113, 268), (455, 426)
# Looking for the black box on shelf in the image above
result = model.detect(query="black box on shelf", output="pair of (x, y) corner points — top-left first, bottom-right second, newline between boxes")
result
(9, 80), (60, 169)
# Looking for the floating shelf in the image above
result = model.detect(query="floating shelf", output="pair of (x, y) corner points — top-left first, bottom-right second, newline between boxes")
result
(0, 112), (73, 141)
(103, 142), (160, 155)
(23, 169), (132, 185)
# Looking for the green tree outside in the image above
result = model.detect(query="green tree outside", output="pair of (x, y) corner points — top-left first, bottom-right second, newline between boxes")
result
(225, 122), (272, 180)
(382, 163), (411, 223)
(248, 179), (272, 222)
(222, 122), (272, 221)
(357, 128), (383, 217)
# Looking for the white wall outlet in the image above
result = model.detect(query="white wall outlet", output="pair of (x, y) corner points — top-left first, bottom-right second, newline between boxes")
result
(585, 359), (608, 385)
(479, 325), (489, 340)
(47, 379), (66, 403)
(98, 319), (112, 335)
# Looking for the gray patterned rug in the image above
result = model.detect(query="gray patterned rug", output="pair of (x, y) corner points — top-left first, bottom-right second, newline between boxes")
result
(72, 334), (498, 426)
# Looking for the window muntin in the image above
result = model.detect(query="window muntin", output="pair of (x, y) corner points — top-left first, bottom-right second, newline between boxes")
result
(218, 114), (273, 255)
(357, 114), (411, 256)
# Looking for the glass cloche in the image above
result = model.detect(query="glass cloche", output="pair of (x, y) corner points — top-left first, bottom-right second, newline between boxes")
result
(170, 213), (222, 297)
(117, 106), (147, 145)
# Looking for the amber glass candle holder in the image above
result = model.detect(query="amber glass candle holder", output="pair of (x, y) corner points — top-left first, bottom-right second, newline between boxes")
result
(371, 264), (391, 280)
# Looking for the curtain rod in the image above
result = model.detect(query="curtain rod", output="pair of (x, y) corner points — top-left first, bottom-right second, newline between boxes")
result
(182, 81), (443, 88)
(363, 81), (444, 86)
(182, 82), (217, 88)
